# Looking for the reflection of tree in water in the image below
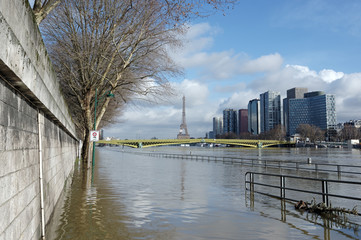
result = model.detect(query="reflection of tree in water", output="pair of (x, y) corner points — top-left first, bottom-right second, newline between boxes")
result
(48, 161), (176, 240)
(245, 195), (361, 239)
(305, 210), (360, 238)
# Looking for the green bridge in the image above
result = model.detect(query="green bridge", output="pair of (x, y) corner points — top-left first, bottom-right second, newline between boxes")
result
(97, 139), (295, 148)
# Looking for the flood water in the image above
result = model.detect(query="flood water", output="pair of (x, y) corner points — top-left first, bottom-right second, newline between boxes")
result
(46, 147), (361, 240)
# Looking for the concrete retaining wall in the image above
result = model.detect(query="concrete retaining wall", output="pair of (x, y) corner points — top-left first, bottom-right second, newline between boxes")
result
(0, 0), (79, 239)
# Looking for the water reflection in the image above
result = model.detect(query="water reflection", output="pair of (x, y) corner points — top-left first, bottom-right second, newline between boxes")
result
(246, 194), (361, 240)
(47, 147), (361, 239)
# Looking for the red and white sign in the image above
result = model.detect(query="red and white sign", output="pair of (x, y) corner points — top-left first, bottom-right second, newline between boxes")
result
(90, 131), (100, 142)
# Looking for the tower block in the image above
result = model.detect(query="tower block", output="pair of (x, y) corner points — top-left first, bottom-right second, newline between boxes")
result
(177, 96), (190, 139)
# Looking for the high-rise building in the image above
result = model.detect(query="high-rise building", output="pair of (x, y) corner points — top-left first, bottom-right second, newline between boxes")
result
(223, 109), (238, 134)
(288, 90), (337, 136)
(260, 91), (282, 133)
(283, 87), (308, 135)
(213, 117), (223, 138)
(238, 109), (248, 135)
(248, 99), (260, 135)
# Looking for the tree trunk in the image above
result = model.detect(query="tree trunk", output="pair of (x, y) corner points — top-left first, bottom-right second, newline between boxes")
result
(81, 129), (90, 166)
(80, 93), (94, 167)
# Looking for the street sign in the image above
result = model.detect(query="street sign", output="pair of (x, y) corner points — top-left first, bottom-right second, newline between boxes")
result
(90, 130), (100, 142)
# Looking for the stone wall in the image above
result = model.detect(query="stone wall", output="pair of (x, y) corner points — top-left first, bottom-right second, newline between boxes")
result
(0, 78), (78, 240)
(0, 0), (79, 239)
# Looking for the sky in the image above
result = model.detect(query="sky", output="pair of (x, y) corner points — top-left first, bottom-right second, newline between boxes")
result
(31, 0), (361, 139)
(105, 0), (361, 139)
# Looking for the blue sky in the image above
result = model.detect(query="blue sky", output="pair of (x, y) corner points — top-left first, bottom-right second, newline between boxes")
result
(106, 0), (361, 139)
(30, 0), (361, 139)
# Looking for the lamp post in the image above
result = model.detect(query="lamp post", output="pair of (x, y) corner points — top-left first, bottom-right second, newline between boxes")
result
(92, 89), (114, 167)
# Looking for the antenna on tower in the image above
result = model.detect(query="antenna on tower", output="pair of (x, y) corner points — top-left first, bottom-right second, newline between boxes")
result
(177, 95), (190, 139)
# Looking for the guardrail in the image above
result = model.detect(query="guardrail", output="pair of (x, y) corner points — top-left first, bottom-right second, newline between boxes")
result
(245, 172), (361, 207)
(140, 151), (361, 176)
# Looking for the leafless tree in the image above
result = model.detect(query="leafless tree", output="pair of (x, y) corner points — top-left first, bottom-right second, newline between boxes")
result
(42, 0), (236, 163)
(266, 124), (286, 141)
(32, 0), (61, 24)
(32, 0), (236, 25)
(296, 124), (325, 143)
(339, 125), (361, 141)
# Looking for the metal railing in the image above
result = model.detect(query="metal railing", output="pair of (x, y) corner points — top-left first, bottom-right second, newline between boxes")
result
(245, 172), (361, 207)
(140, 151), (361, 176)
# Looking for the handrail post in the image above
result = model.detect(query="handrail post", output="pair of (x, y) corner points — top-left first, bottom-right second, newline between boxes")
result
(249, 173), (254, 192)
(280, 176), (285, 199)
(321, 180), (329, 206)
(325, 180), (329, 206)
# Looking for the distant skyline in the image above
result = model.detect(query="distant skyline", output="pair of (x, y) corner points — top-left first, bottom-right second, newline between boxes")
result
(106, 0), (361, 139)
(30, 0), (361, 139)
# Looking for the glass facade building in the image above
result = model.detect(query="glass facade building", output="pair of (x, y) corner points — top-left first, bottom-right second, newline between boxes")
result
(248, 99), (260, 135)
(223, 109), (238, 134)
(283, 87), (308, 136)
(212, 117), (223, 138)
(288, 93), (336, 135)
(238, 109), (248, 134)
(260, 91), (282, 133)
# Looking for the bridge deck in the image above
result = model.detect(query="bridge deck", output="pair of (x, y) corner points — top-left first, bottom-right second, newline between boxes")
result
(97, 139), (294, 148)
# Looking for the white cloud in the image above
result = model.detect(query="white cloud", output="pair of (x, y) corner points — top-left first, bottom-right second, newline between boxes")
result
(240, 53), (283, 73)
(173, 23), (284, 80)
(104, 22), (361, 139)
(218, 90), (258, 110)
(106, 79), (215, 139)
(106, 61), (361, 139)
(181, 51), (283, 80)
(172, 79), (209, 106)
(319, 69), (344, 83)
(327, 73), (361, 121)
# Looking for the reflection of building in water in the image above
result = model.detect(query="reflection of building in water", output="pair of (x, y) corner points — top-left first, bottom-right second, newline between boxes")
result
(180, 161), (186, 201)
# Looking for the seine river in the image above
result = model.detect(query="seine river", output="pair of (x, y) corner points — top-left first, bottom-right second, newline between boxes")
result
(46, 146), (361, 240)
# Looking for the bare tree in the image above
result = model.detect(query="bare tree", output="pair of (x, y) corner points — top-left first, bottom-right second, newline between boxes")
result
(43, 0), (180, 162)
(42, 0), (236, 163)
(32, 0), (236, 25)
(267, 124), (286, 141)
(339, 125), (361, 141)
(32, 0), (61, 24)
(296, 124), (324, 143)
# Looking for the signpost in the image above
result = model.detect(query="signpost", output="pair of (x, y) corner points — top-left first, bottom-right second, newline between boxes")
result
(92, 89), (114, 168)
(90, 130), (100, 142)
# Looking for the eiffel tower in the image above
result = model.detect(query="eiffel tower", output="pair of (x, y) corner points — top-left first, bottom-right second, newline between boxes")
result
(177, 95), (190, 139)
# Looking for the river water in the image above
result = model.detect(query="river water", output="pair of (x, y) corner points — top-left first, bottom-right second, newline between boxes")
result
(46, 147), (361, 240)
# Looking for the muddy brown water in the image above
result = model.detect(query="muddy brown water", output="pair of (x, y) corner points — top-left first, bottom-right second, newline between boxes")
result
(46, 147), (361, 240)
